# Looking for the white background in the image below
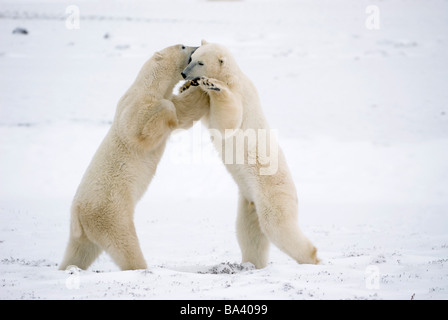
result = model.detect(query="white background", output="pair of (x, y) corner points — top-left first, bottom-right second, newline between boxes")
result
(0, 0), (447, 299)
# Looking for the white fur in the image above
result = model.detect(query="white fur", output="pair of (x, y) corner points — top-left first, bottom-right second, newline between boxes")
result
(59, 45), (208, 271)
(183, 41), (319, 268)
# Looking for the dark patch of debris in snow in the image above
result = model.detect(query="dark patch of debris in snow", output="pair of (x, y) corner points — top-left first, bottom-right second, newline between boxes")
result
(198, 262), (255, 274)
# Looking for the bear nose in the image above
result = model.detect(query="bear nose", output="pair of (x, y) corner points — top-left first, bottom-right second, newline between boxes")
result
(181, 72), (187, 79)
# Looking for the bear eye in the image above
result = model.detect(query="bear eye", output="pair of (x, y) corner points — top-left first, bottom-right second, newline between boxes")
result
(181, 45), (186, 50)
(198, 61), (204, 66)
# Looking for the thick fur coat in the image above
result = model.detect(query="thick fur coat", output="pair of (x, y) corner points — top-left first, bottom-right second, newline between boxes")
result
(59, 45), (209, 270)
(182, 41), (319, 268)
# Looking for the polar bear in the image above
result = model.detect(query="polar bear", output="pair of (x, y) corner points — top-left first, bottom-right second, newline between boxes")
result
(59, 44), (209, 271)
(181, 41), (319, 268)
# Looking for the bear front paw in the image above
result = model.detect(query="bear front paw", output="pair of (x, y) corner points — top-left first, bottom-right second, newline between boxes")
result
(192, 77), (221, 92)
(179, 80), (194, 93)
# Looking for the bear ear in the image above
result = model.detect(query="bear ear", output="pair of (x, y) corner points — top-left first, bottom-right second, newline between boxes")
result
(201, 39), (209, 46)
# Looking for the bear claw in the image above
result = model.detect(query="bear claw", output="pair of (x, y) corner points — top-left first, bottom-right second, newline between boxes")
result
(199, 78), (221, 91)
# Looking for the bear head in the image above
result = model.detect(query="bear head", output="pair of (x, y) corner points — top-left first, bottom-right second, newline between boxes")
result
(154, 44), (198, 77)
(181, 40), (237, 85)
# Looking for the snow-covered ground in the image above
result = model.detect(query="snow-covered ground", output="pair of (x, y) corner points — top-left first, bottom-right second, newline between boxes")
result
(1, 0), (447, 300)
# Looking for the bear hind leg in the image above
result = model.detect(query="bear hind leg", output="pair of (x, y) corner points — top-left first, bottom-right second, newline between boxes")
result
(236, 194), (270, 269)
(257, 205), (319, 265)
(91, 217), (147, 271)
(59, 234), (102, 271)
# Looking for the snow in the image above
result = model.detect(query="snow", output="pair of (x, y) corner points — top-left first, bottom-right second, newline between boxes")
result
(1, 0), (447, 300)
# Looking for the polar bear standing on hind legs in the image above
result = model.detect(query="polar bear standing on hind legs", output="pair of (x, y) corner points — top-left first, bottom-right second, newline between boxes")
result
(59, 44), (209, 271)
(182, 40), (319, 268)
